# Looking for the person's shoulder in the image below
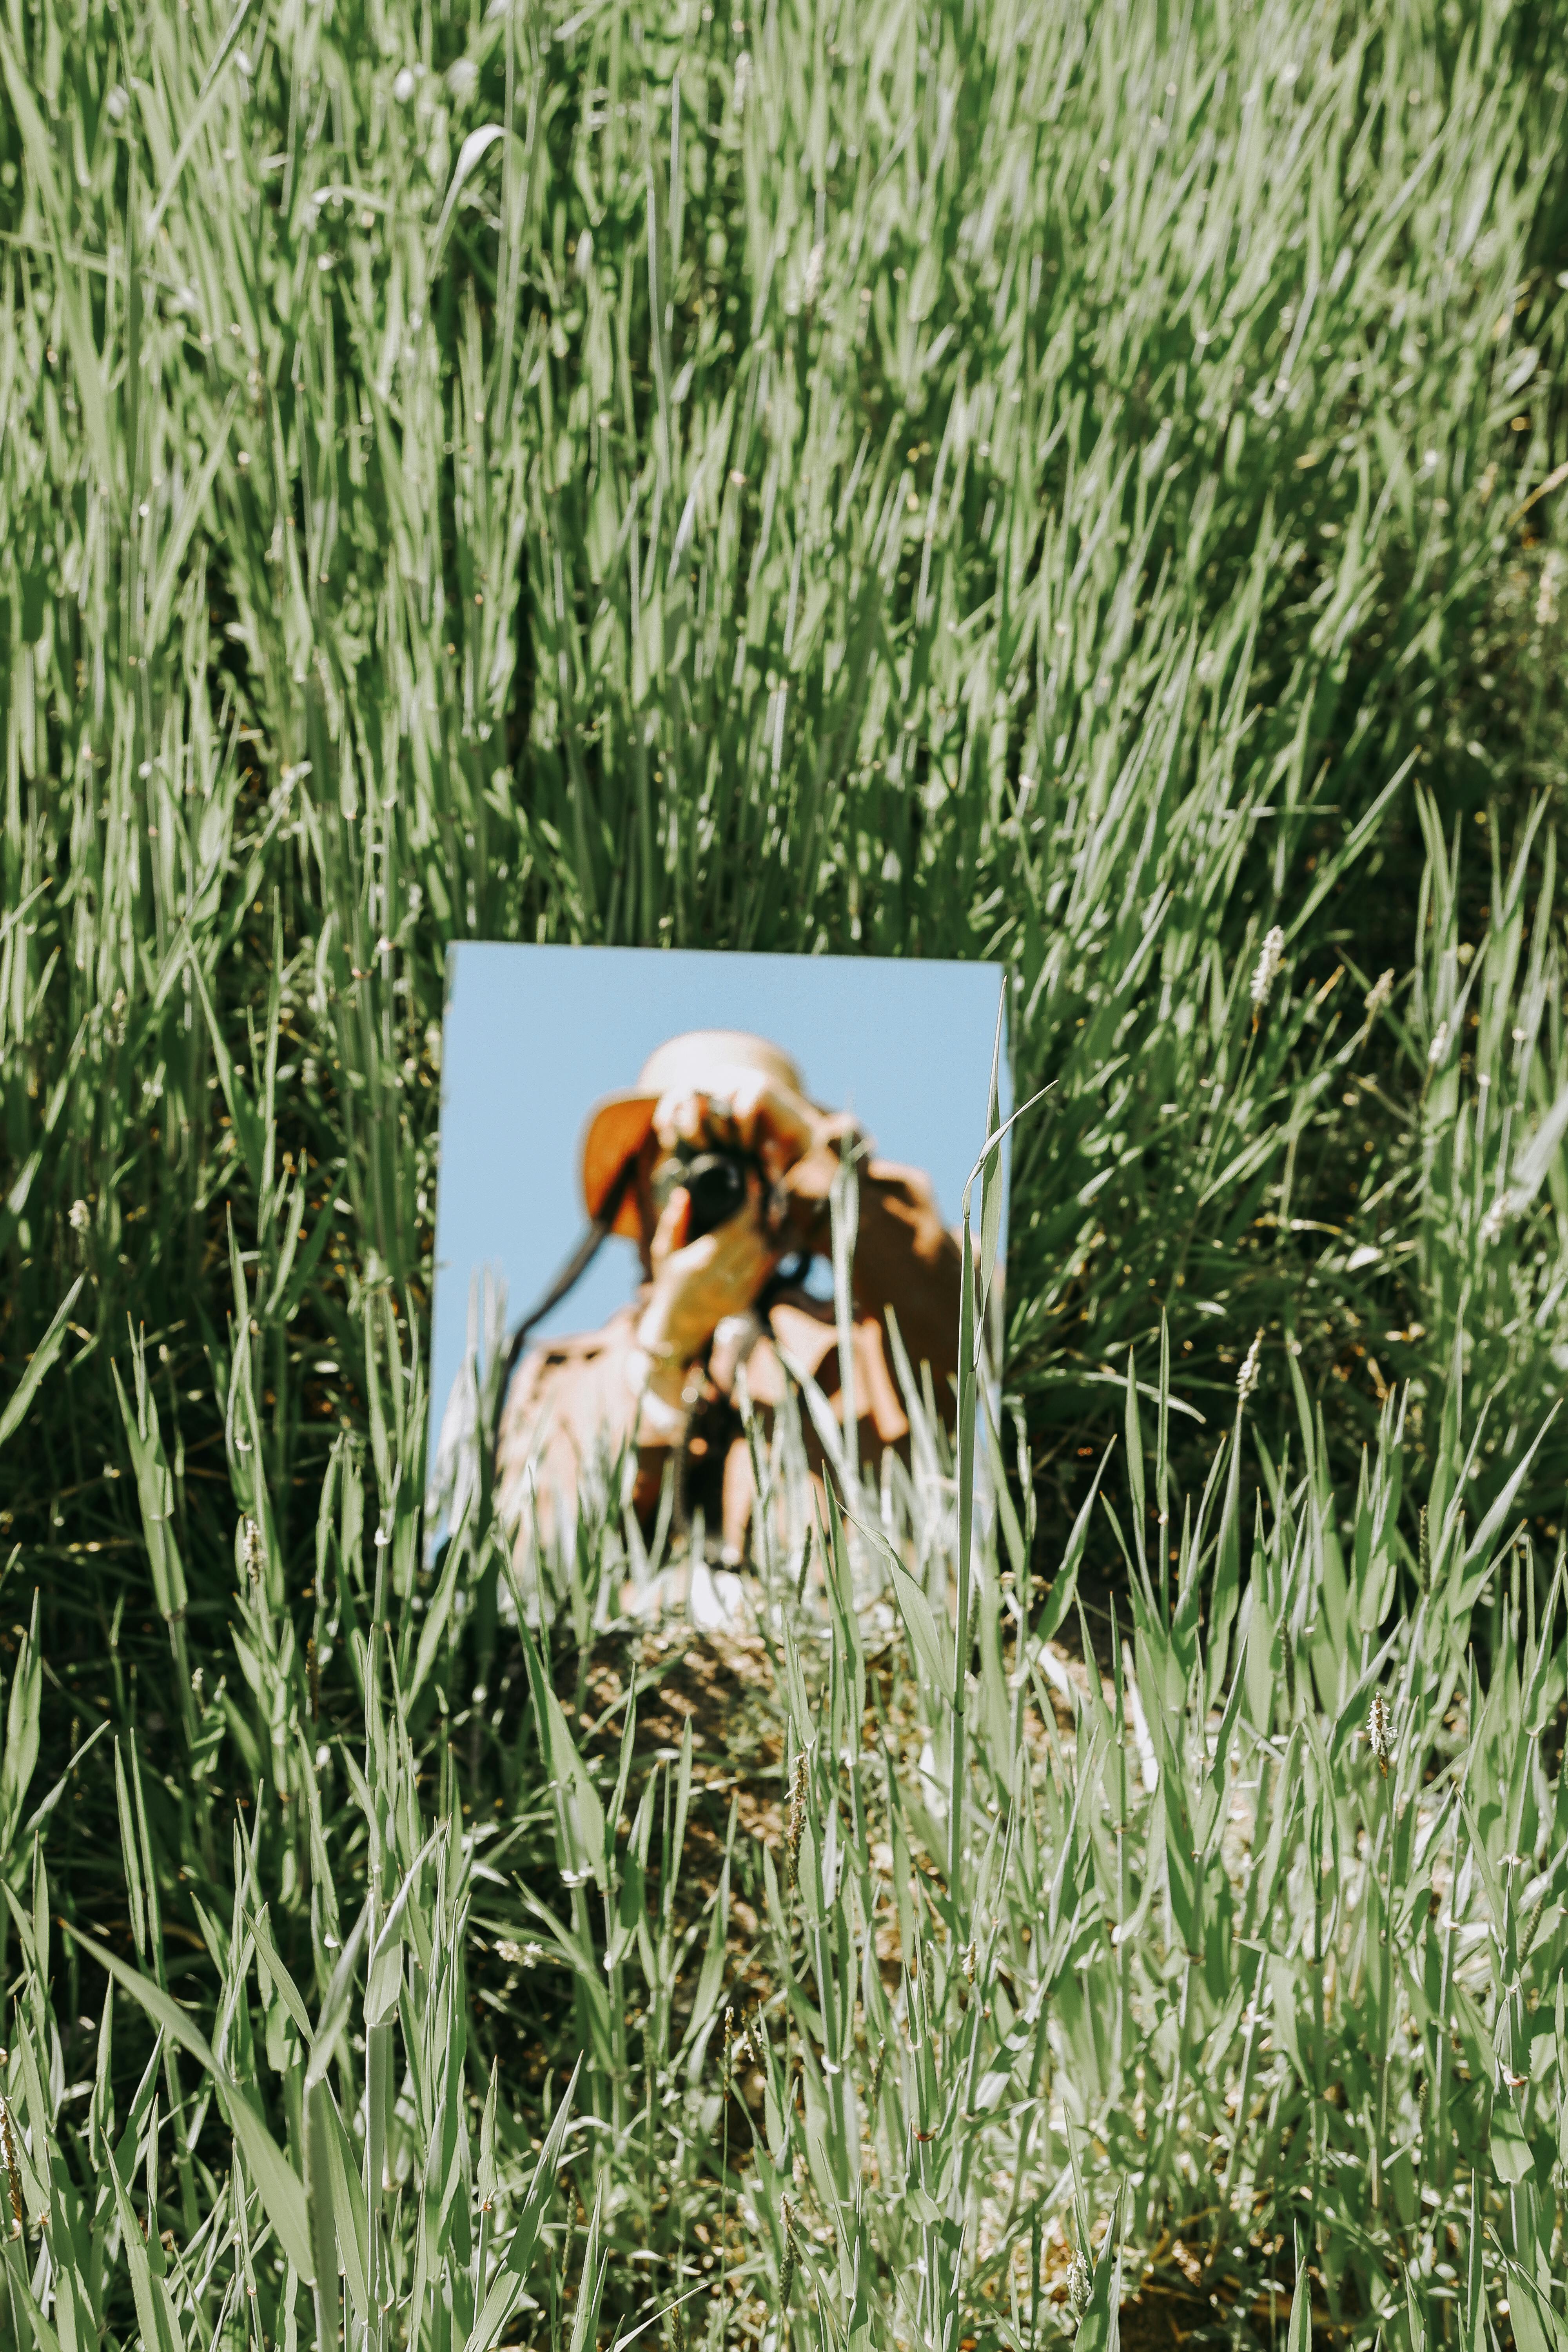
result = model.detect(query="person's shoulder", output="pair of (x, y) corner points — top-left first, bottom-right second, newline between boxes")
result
(498, 1305), (640, 1446)
(526, 1301), (641, 1368)
(863, 1154), (938, 1200)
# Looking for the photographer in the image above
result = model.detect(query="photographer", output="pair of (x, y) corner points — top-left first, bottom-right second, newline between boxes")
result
(493, 1031), (963, 1564)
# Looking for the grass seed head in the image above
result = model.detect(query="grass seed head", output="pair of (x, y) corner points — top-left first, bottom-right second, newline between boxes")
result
(786, 1749), (808, 1886)
(1479, 1188), (1517, 1244)
(1365, 968), (1395, 1022)
(1067, 2249), (1093, 2317)
(779, 2192), (799, 2307)
(1250, 924), (1285, 1022)
(0, 2095), (23, 2234)
(242, 1518), (264, 1581)
(1237, 1330), (1263, 1403)
(1367, 1691), (1393, 1777)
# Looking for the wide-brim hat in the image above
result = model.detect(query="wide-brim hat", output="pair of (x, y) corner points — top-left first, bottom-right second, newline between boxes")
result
(581, 1031), (809, 1239)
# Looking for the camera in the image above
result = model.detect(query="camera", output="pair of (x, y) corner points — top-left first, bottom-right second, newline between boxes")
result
(652, 1145), (758, 1240)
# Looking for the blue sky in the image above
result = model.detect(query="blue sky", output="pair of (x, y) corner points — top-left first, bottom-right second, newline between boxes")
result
(429, 944), (1011, 1438)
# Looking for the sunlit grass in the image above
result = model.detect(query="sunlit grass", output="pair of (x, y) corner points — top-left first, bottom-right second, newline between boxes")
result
(2, 0), (1568, 2346)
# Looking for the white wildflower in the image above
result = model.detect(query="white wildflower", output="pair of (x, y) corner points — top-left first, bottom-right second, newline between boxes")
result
(68, 1198), (91, 1232)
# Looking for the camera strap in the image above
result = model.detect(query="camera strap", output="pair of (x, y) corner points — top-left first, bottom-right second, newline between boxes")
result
(490, 1154), (638, 1455)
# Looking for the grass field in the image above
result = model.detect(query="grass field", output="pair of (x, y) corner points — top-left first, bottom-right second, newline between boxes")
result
(4, 0), (1568, 2345)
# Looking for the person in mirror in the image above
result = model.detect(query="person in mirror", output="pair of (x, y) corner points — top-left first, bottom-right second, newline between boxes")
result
(494, 1031), (964, 1568)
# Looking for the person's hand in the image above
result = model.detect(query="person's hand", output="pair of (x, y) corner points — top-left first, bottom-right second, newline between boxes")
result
(633, 1175), (779, 1405)
(652, 1073), (829, 1189)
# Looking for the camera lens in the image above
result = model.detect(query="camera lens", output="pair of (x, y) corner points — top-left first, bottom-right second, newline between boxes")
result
(652, 1148), (756, 1238)
(681, 1152), (750, 1239)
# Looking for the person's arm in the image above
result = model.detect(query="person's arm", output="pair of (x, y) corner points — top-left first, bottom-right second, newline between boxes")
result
(497, 1184), (779, 1526)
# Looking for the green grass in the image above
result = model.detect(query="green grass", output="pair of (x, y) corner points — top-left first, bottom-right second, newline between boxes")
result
(5, 1201), (1568, 2352)
(4, 0), (1568, 2345)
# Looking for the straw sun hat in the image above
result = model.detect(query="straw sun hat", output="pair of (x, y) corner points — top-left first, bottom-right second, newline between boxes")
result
(580, 1031), (810, 1240)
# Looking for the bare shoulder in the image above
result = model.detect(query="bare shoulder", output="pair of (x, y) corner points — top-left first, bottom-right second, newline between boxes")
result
(535, 1305), (641, 1365)
(863, 1154), (940, 1205)
(499, 1303), (641, 1425)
